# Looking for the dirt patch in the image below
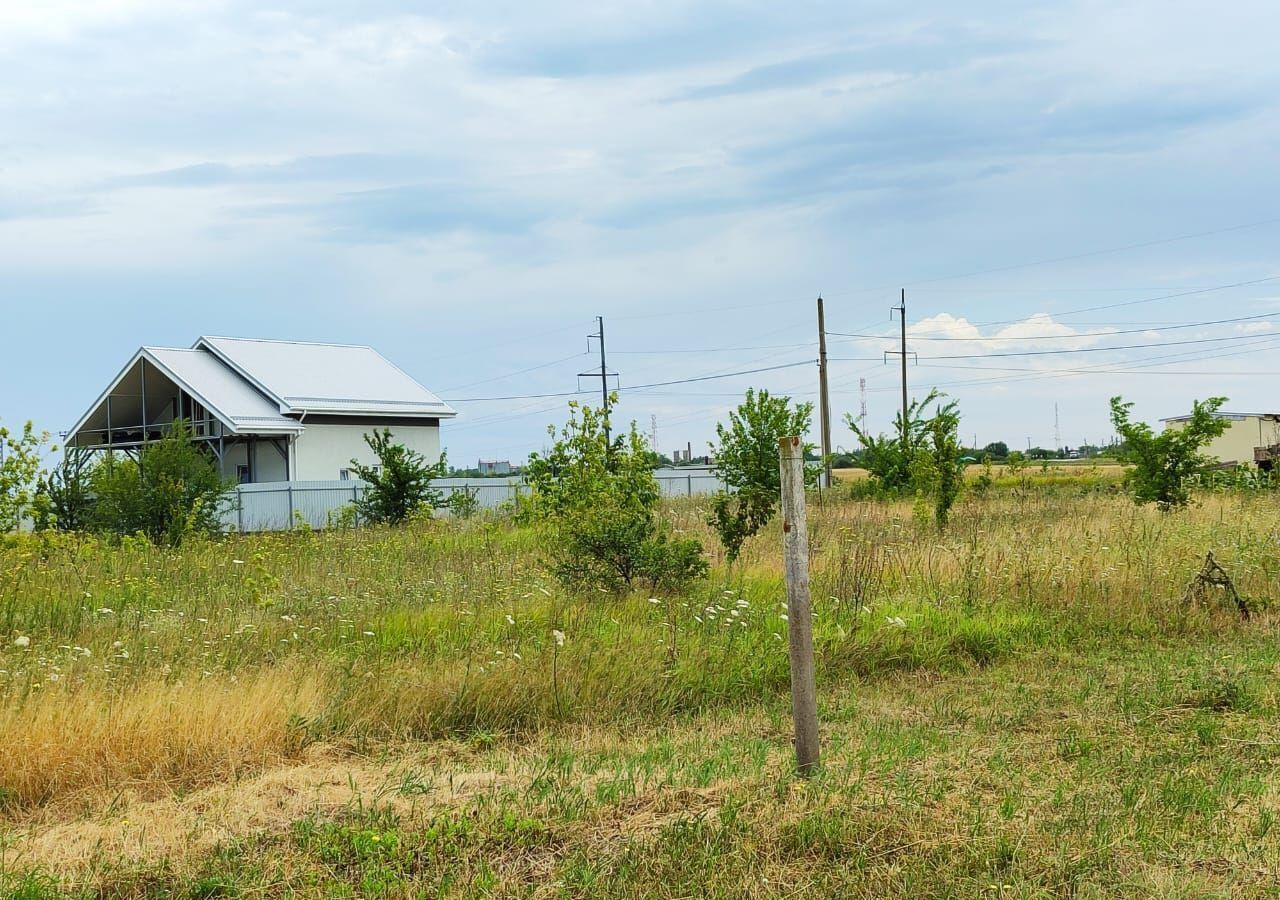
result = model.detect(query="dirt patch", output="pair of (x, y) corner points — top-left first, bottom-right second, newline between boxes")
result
(3, 743), (513, 875)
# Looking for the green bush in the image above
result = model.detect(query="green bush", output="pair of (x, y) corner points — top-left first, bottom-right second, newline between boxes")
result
(707, 388), (814, 562)
(90, 419), (229, 544)
(0, 421), (52, 532)
(349, 429), (447, 525)
(1110, 396), (1229, 509)
(525, 398), (707, 595)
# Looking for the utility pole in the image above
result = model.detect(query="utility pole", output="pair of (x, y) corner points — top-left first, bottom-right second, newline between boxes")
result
(816, 296), (833, 489)
(885, 289), (914, 442)
(580, 316), (617, 446)
(898, 289), (908, 439)
(779, 435), (820, 776)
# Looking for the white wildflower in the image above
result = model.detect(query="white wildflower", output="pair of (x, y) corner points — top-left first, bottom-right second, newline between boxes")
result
(505, 614), (516, 625)
(362, 631), (375, 637)
(97, 608), (114, 615)
(552, 629), (566, 647)
(13, 636), (30, 648)
(647, 597), (661, 605)
(232, 559), (245, 565)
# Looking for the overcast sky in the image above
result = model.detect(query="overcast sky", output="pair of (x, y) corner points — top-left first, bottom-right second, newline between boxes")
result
(2, 0), (1278, 464)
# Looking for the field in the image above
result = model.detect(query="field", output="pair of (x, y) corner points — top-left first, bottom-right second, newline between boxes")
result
(2, 481), (1279, 897)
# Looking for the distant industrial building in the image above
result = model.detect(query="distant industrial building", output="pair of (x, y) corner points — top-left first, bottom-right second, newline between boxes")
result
(477, 459), (512, 476)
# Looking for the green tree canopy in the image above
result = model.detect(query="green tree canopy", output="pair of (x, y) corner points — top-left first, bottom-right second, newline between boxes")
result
(524, 399), (706, 594)
(1109, 396), (1230, 509)
(91, 419), (229, 544)
(707, 388), (814, 562)
(349, 429), (447, 525)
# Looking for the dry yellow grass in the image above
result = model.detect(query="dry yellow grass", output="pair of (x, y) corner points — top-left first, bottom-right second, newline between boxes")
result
(0, 665), (329, 807)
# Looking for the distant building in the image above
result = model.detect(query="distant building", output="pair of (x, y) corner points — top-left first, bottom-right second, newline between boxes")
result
(477, 459), (512, 476)
(1161, 411), (1280, 469)
(66, 336), (456, 483)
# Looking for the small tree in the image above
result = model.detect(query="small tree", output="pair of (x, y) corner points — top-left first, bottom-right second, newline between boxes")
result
(1110, 396), (1229, 509)
(524, 399), (707, 594)
(349, 429), (447, 525)
(35, 446), (95, 532)
(91, 420), (229, 544)
(915, 398), (964, 528)
(0, 421), (52, 532)
(707, 388), (814, 562)
(846, 389), (947, 495)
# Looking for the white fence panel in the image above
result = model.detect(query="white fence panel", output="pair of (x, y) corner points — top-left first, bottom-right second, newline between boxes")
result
(223, 468), (725, 532)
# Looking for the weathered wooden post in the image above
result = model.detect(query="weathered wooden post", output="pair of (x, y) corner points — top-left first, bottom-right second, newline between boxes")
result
(779, 435), (820, 775)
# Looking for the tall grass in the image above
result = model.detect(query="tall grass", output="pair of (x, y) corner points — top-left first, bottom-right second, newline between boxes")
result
(1, 491), (1273, 810)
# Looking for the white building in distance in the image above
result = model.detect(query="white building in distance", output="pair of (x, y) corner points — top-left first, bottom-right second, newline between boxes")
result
(66, 336), (456, 483)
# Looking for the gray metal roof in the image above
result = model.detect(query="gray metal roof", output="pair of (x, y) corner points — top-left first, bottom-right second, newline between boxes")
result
(144, 348), (301, 432)
(196, 336), (457, 418)
(1161, 411), (1279, 422)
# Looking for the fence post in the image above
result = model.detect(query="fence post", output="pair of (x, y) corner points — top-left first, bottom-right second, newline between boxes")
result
(687, 473), (693, 496)
(352, 484), (359, 526)
(287, 483), (294, 527)
(779, 435), (820, 776)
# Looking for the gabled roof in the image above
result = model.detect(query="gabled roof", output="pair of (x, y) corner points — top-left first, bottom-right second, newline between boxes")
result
(145, 348), (301, 432)
(66, 347), (302, 442)
(195, 336), (457, 418)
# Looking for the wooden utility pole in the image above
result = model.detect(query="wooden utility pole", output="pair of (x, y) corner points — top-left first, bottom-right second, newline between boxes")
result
(816, 297), (833, 489)
(779, 435), (820, 776)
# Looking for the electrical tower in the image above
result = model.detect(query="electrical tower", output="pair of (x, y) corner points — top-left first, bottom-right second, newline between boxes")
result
(650, 414), (658, 452)
(1054, 403), (1062, 452)
(858, 377), (868, 430)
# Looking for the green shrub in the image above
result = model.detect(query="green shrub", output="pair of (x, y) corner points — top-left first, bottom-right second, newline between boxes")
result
(90, 419), (229, 545)
(706, 388), (814, 562)
(525, 398), (707, 595)
(0, 420), (52, 532)
(349, 429), (447, 525)
(1110, 396), (1229, 509)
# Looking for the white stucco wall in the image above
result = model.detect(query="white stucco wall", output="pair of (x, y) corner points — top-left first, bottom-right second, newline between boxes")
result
(293, 422), (441, 481)
(217, 439), (291, 483)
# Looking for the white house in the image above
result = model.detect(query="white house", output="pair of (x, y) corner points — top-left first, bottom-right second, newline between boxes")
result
(66, 336), (456, 483)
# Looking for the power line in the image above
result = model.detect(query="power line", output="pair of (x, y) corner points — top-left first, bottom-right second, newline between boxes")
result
(827, 311), (1275, 343)
(829, 331), (1274, 363)
(447, 359), (817, 403)
(977, 275), (1280, 325)
(439, 351), (588, 392)
(610, 340), (814, 355)
(893, 218), (1280, 289)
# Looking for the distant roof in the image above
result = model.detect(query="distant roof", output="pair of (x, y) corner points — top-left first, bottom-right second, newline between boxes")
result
(196, 336), (456, 418)
(1161, 411), (1279, 422)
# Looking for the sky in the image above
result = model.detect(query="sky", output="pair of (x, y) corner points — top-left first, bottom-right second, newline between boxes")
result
(2, 0), (1279, 464)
